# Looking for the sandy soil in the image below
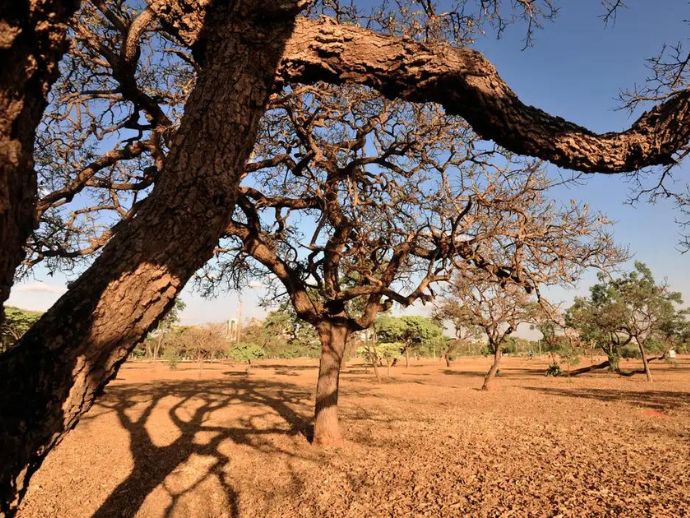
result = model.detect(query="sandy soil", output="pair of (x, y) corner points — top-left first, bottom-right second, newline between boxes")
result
(18, 355), (690, 517)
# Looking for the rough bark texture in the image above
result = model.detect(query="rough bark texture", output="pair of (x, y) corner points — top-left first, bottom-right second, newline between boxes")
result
(0, 3), (299, 512)
(0, 0), (81, 325)
(481, 347), (502, 391)
(637, 341), (653, 382)
(278, 17), (690, 174)
(314, 321), (349, 446)
(145, 5), (690, 172)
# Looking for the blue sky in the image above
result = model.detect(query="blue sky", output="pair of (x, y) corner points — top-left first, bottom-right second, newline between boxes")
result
(8, 0), (689, 325)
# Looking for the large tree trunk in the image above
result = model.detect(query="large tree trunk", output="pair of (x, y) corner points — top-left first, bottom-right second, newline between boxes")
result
(636, 340), (653, 382)
(0, 0), (81, 325)
(313, 321), (350, 446)
(0, 3), (299, 512)
(481, 346), (502, 391)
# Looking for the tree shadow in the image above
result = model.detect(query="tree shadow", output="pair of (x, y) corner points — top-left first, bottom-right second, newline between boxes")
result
(523, 386), (690, 412)
(442, 369), (484, 378)
(90, 376), (314, 517)
(251, 363), (318, 371)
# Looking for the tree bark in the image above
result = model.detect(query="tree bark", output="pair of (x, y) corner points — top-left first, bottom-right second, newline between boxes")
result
(371, 357), (381, 383)
(0, 3), (300, 512)
(278, 17), (690, 174)
(444, 352), (451, 368)
(146, 7), (690, 175)
(313, 320), (350, 446)
(0, 0), (81, 325)
(568, 359), (612, 376)
(405, 346), (410, 368)
(636, 340), (653, 382)
(481, 347), (502, 391)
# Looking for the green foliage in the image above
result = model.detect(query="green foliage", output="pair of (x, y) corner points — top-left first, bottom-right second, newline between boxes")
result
(163, 347), (182, 369)
(374, 315), (443, 357)
(620, 345), (640, 359)
(157, 298), (186, 332)
(1, 306), (43, 352)
(566, 262), (688, 362)
(260, 302), (320, 358)
(226, 341), (265, 363)
(357, 341), (402, 366)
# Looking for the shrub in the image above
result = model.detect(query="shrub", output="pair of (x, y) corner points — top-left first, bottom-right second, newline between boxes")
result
(545, 363), (563, 377)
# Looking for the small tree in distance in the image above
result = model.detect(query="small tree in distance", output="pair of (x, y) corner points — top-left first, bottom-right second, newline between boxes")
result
(566, 262), (688, 380)
(438, 273), (538, 390)
(374, 315), (443, 368)
(145, 299), (186, 361)
(0, 307), (43, 354)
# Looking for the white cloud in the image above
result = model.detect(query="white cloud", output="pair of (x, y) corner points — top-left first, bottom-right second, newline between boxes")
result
(13, 281), (67, 295)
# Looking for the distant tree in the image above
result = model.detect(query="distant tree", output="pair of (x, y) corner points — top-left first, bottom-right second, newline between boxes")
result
(0, 307), (43, 353)
(374, 315), (443, 368)
(145, 299), (186, 360)
(433, 303), (482, 367)
(531, 308), (580, 376)
(226, 341), (266, 370)
(262, 302), (320, 357)
(439, 274), (539, 390)
(566, 262), (687, 380)
(358, 341), (402, 379)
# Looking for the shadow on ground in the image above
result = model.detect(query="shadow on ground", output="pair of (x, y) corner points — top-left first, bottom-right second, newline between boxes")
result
(85, 376), (316, 518)
(524, 386), (690, 411)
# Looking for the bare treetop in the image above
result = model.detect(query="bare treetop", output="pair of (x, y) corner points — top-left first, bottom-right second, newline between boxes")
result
(198, 83), (623, 332)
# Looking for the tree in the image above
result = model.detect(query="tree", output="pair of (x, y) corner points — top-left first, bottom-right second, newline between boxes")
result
(531, 308), (579, 376)
(374, 315), (443, 368)
(0, 1), (302, 510)
(0, 306), (42, 353)
(0, 0), (84, 327)
(197, 80), (621, 444)
(566, 262), (687, 380)
(433, 302), (481, 367)
(0, 0), (685, 508)
(440, 273), (538, 390)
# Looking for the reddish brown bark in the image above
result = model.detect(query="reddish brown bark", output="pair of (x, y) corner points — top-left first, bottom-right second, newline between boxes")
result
(314, 321), (350, 446)
(145, 4), (690, 173)
(481, 347), (502, 391)
(0, 3), (300, 512)
(0, 0), (81, 324)
(279, 17), (690, 174)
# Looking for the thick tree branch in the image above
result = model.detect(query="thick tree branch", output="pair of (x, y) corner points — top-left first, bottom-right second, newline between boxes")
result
(278, 17), (690, 174)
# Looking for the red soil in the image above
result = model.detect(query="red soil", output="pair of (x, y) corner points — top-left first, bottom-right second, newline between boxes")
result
(18, 355), (690, 517)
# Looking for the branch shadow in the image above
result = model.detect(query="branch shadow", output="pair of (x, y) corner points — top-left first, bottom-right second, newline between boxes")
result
(90, 376), (314, 517)
(523, 386), (690, 412)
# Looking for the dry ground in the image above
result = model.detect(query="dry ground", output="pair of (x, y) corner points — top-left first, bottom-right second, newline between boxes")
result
(18, 355), (690, 517)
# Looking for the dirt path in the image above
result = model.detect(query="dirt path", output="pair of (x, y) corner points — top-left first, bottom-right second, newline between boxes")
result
(18, 356), (690, 517)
